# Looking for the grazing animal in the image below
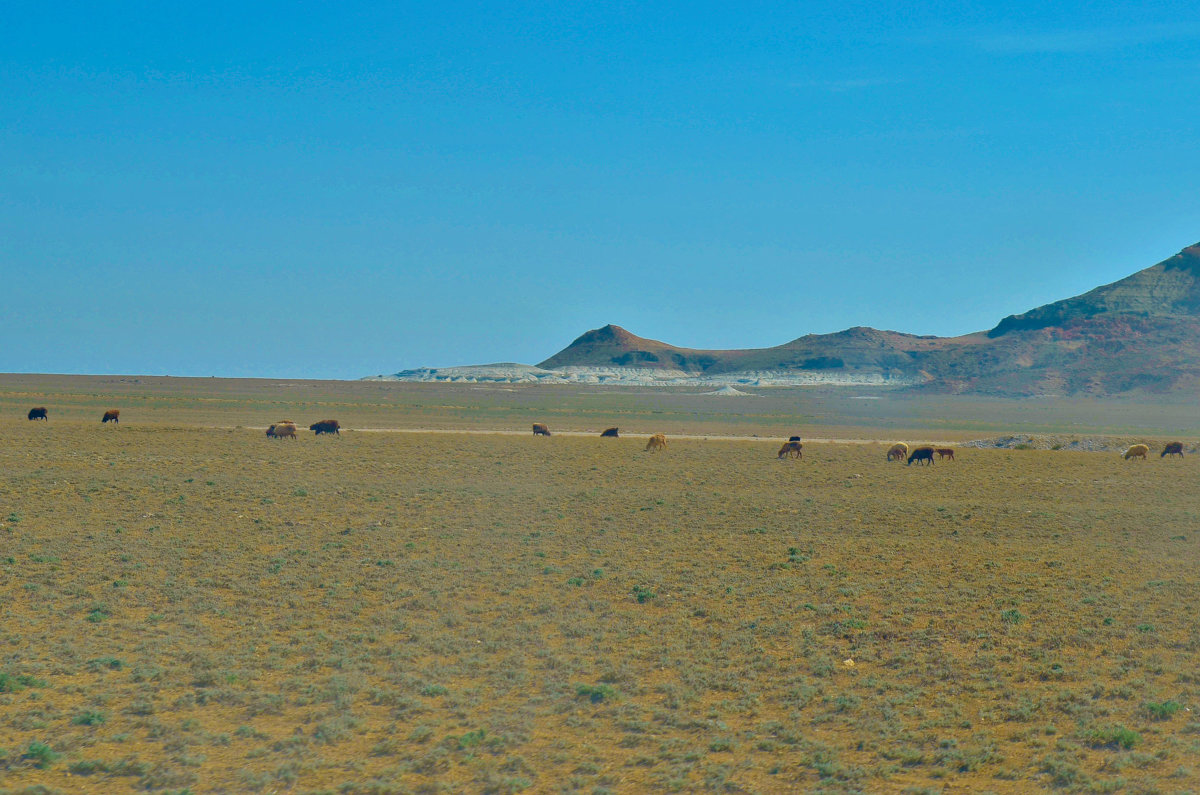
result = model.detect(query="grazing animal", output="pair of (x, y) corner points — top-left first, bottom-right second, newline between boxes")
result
(101, 409), (120, 424)
(1123, 444), (1149, 460)
(886, 442), (908, 462)
(789, 436), (802, 442)
(310, 419), (341, 435)
(778, 440), (803, 459)
(907, 446), (935, 466)
(532, 423), (551, 436)
(600, 427), (619, 438)
(935, 447), (956, 461)
(27, 407), (48, 421)
(1161, 441), (1184, 458)
(645, 433), (667, 451)
(266, 422), (298, 440)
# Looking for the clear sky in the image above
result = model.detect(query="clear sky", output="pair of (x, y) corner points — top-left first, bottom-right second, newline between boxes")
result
(3, 2), (1198, 379)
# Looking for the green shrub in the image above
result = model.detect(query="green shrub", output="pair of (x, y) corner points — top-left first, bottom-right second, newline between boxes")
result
(575, 683), (616, 703)
(1082, 725), (1140, 750)
(73, 709), (107, 726)
(0, 672), (47, 692)
(23, 741), (60, 768)
(1145, 700), (1182, 721)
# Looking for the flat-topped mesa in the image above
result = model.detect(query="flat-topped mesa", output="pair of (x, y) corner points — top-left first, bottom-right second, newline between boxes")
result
(989, 242), (1200, 338)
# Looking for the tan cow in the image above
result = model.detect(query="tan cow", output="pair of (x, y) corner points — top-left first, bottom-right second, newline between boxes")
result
(886, 443), (908, 462)
(777, 440), (803, 459)
(532, 423), (551, 436)
(645, 433), (667, 451)
(1123, 444), (1149, 460)
(267, 422), (298, 440)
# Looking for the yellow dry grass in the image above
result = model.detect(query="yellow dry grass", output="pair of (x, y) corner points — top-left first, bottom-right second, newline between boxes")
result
(0, 377), (1198, 793)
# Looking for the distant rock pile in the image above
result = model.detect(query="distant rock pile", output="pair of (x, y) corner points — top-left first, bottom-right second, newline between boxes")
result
(962, 435), (1198, 453)
(366, 363), (910, 387)
(701, 386), (754, 396)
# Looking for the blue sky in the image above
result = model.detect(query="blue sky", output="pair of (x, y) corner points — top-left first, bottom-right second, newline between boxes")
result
(2, 2), (1198, 378)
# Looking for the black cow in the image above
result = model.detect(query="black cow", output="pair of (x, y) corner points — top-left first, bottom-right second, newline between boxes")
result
(601, 427), (619, 438)
(907, 446), (934, 466)
(310, 419), (341, 435)
(1162, 441), (1184, 458)
(28, 407), (48, 421)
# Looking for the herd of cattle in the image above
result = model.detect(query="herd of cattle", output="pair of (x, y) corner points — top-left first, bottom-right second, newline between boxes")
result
(531, 424), (1186, 463)
(19, 408), (1188, 461)
(25, 407), (340, 438)
(265, 419), (341, 439)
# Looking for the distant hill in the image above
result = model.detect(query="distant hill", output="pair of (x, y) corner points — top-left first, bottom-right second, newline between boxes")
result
(536, 243), (1200, 395)
(989, 243), (1200, 336)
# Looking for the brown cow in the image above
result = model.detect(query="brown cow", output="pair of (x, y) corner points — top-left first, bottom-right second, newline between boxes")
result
(778, 440), (803, 459)
(1161, 441), (1184, 458)
(600, 427), (619, 438)
(266, 422), (297, 440)
(310, 419), (340, 435)
(532, 423), (551, 436)
(645, 433), (667, 451)
(907, 446), (934, 466)
(1123, 444), (1149, 460)
(101, 409), (120, 424)
(935, 448), (955, 461)
(27, 407), (48, 421)
(886, 443), (908, 462)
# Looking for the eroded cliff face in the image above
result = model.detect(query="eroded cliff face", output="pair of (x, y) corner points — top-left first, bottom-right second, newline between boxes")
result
(989, 244), (1200, 337)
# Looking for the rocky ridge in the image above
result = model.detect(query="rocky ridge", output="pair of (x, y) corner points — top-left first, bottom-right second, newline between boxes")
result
(372, 242), (1200, 396)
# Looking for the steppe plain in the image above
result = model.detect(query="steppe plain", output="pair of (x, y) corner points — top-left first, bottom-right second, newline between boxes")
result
(1, 374), (1199, 794)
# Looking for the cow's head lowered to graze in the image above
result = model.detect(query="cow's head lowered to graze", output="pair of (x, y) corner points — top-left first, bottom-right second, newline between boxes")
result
(1161, 441), (1184, 458)
(778, 441), (803, 459)
(1123, 444), (1149, 460)
(907, 446), (934, 466)
(266, 422), (298, 439)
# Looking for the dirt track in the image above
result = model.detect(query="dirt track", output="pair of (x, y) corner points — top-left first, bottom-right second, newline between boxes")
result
(239, 426), (958, 445)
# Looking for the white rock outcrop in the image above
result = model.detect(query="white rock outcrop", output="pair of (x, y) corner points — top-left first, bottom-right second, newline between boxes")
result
(364, 363), (919, 387)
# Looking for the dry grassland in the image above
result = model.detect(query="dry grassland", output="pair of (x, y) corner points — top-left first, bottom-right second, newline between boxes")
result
(2, 402), (1199, 794)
